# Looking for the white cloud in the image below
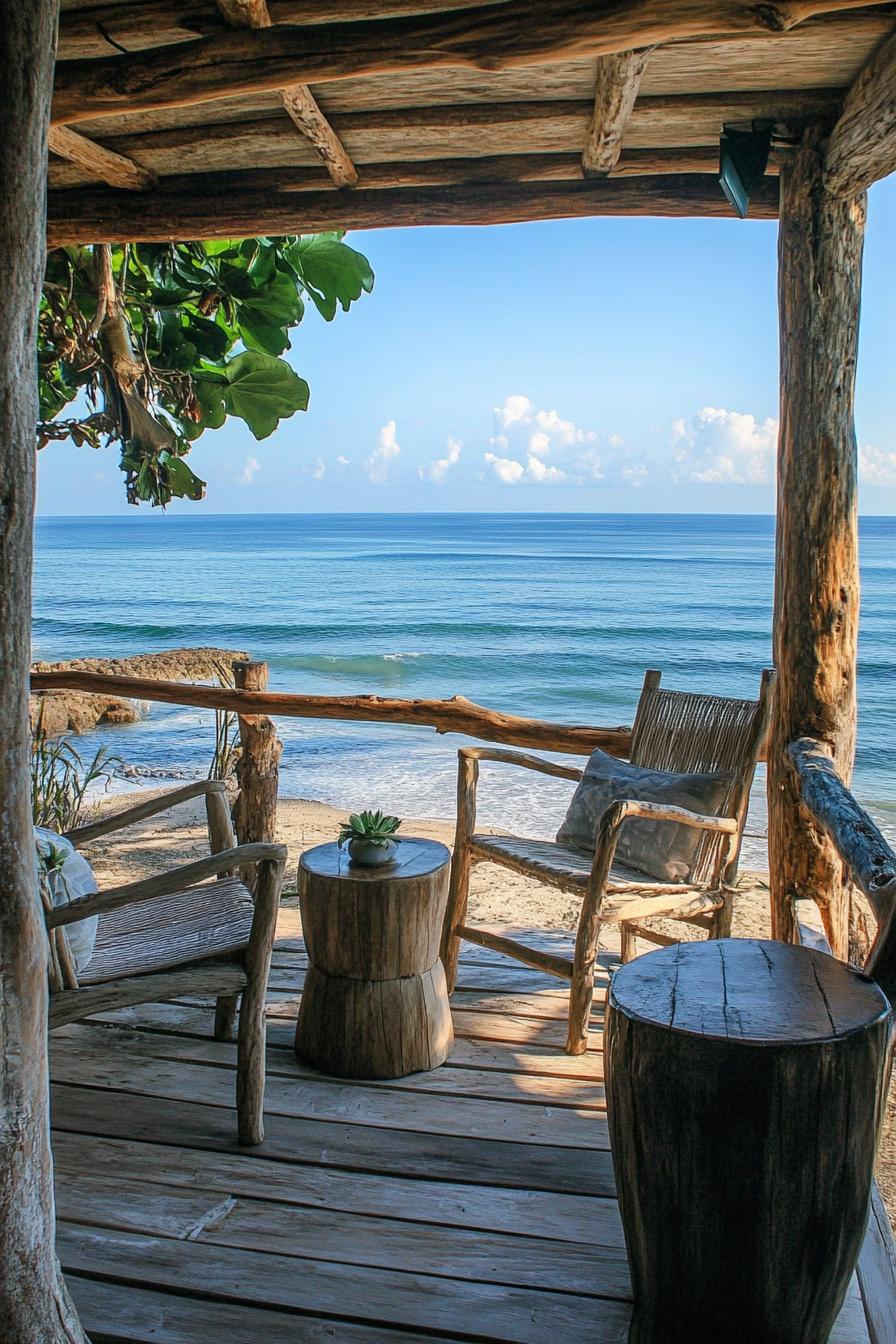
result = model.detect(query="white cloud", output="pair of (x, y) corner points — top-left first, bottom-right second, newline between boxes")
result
(420, 436), (461, 484)
(484, 451), (565, 485)
(859, 445), (896, 487)
(669, 407), (778, 484)
(486, 393), (601, 485)
(484, 452), (526, 484)
(336, 455), (350, 467)
(364, 419), (401, 483)
(494, 394), (533, 430)
(236, 456), (260, 485)
(305, 457), (326, 480)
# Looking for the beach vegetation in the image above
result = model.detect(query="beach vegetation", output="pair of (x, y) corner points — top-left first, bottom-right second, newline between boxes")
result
(37, 233), (374, 506)
(209, 662), (241, 783)
(31, 706), (119, 832)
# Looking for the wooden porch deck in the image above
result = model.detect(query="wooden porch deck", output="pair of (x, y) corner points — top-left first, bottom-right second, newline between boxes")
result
(50, 919), (881, 1344)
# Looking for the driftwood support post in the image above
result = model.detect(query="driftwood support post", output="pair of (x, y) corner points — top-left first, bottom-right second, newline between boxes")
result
(767, 124), (866, 958)
(0, 3), (89, 1339)
(231, 659), (282, 883)
(606, 938), (892, 1344)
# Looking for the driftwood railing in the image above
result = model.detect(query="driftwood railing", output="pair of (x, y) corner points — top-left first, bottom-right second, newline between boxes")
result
(788, 736), (896, 1344)
(788, 736), (896, 1001)
(31, 663), (633, 854)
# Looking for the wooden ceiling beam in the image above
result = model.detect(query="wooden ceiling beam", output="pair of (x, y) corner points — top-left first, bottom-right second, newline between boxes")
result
(45, 173), (780, 247)
(582, 48), (655, 177)
(47, 125), (157, 190)
(45, 90), (837, 191)
(49, 148), (736, 204)
(216, 0), (357, 186)
(823, 26), (896, 196)
(51, 1), (890, 127)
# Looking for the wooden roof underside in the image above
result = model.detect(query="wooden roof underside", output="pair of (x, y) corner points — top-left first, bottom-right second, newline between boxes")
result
(49, 1), (896, 244)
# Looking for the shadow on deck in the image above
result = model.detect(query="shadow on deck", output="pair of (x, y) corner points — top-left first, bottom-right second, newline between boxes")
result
(50, 920), (876, 1343)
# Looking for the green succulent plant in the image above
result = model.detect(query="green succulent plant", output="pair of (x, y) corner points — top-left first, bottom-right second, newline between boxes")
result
(338, 810), (402, 849)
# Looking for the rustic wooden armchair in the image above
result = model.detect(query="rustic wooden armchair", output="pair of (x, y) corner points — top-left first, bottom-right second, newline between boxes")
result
(440, 669), (773, 1055)
(43, 779), (287, 1144)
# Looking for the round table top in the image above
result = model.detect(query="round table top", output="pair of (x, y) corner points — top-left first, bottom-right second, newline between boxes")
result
(299, 837), (450, 883)
(610, 939), (890, 1046)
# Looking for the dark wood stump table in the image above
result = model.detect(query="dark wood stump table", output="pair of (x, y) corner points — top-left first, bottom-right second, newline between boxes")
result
(295, 838), (454, 1079)
(605, 938), (892, 1344)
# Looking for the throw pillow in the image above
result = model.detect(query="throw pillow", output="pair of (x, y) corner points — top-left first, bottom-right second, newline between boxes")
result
(556, 748), (733, 883)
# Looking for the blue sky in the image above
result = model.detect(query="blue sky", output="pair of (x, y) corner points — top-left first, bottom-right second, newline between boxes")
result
(37, 175), (895, 516)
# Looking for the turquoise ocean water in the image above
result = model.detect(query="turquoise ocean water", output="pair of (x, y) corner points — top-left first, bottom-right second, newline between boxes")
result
(32, 514), (896, 864)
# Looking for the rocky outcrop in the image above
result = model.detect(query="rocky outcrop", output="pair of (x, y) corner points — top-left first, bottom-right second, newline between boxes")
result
(30, 647), (249, 737)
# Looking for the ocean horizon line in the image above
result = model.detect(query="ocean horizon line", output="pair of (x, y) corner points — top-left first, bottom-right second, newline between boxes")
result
(33, 508), (896, 521)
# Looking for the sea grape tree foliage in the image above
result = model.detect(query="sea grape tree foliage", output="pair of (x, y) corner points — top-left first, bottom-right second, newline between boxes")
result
(38, 234), (374, 506)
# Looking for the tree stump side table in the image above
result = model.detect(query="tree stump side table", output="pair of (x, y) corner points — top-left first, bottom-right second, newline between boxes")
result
(605, 939), (893, 1344)
(295, 838), (454, 1079)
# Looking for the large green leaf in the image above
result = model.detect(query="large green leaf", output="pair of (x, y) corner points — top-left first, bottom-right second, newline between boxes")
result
(288, 234), (375, 321)
(222, 351), (309, 439)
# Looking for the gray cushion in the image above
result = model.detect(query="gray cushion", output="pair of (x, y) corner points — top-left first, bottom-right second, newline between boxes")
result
(35, 827), (99, 973)
(556, 749), (733, 883)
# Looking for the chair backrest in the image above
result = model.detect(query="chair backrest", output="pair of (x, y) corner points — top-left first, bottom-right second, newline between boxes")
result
(629, 667), (774, 886)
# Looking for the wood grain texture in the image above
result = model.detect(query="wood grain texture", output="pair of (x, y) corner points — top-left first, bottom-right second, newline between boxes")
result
(46, 930), (880, 1341)
(48, 123), (157, 188)
(788, 736), (896, 1003)
(49, 1), (885, 127)
(278, 83), (359, 185)
(45, 89), (835, 188)
(32, 666), (632, 755)
(0, 3), (89, 1340)
(231, 660), (282, 886)
(825, 26), (896, 197)
(583, 47), (655, 177)
(53, 1), (893, 69)
(768, 125), (866, 956)
(216, 0), (358, 186)
(858, 1183), (896, 1344)
(45, 173), (782, 245)
(606, 938), (891, 1343)
(296, 840), (453, 1077)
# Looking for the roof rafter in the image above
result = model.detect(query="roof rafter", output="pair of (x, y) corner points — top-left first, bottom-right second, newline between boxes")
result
(51, 0), (890, 127)
(582, 48), (656, 177)
(823, 25), (896, 197)
(216, 0), (358, 187)
(47, 125), (157, 190)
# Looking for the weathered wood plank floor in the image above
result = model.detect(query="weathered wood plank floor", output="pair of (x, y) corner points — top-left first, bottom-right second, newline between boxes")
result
(51, 922), (877, 1343)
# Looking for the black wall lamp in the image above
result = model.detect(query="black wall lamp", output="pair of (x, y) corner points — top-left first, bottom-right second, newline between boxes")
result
(719, 122), (774, 218)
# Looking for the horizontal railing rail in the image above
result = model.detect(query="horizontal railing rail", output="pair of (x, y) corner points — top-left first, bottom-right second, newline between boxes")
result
(788, 736), (896, 1001)
(30, 668), (633, 758)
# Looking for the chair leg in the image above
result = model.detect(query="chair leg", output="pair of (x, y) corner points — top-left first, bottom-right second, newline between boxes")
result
(440, 845), (473, 994)
(236, 857), (282, 1145)
(215, 994), (239, 1041)
(566, 886), (604, 1056)
(441, 753), (478, 994)
(709, 889), (735, 940)
(620, 923), (637, 963)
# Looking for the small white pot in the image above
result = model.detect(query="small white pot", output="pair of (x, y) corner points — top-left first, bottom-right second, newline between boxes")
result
(347, 837), (398, 867)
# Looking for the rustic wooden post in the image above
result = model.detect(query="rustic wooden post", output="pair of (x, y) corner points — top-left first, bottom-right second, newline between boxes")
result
(767, 124), (866, 958)
(232, 660), (282, 883)
(0, 4), (88, 1340)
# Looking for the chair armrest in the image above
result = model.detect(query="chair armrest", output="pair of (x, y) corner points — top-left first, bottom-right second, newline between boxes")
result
(64, 779), (229, 846)
(459, 746), (584, 784)
(586, 799), (738, 891)
(615, 799), (739, 834)
(45, 842), (288, 929)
